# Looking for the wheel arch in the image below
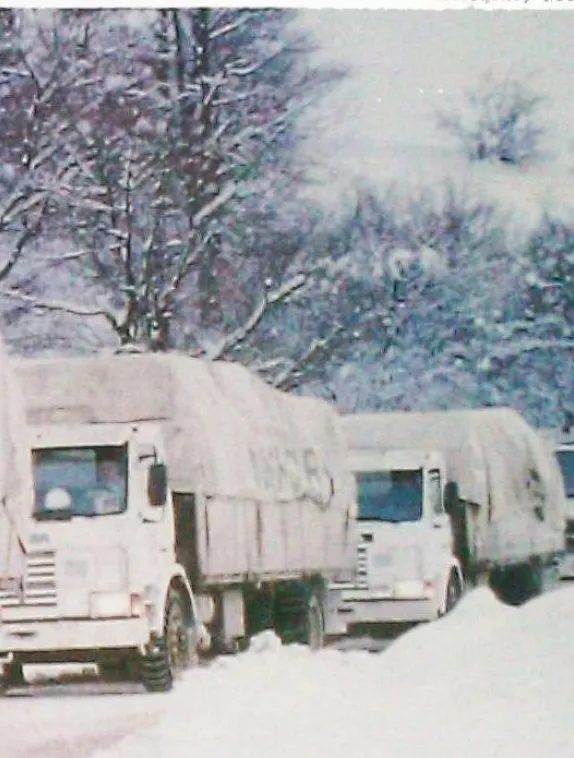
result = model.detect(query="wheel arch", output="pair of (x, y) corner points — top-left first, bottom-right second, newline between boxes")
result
(148, 566), (198, 635)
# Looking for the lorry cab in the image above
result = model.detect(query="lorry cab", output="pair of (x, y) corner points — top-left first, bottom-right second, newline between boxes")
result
(0, 419), (201, 690)
(336, 448), (463, 628)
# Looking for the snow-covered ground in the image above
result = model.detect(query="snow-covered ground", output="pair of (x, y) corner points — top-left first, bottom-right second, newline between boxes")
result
(86, 584), (574, 758)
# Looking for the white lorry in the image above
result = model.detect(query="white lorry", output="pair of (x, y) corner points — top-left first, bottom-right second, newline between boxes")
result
(0, 352), (355, 692)
(334, 408), (566, 631)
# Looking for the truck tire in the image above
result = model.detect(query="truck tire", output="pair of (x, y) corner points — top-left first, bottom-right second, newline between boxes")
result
(306, 591), (325, 651)
(140, 590), (190, 693)
(489, 563), (542, 606)
(444, 571), (462, 614)
(272, 582), (325, 649)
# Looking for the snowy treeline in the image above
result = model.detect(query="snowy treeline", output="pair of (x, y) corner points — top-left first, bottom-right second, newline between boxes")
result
(0, 9), (570, 428)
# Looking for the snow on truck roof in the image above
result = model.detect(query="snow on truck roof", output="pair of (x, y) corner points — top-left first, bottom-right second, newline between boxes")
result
(14, 353), (351, 505)
(343, 408), (565, 529)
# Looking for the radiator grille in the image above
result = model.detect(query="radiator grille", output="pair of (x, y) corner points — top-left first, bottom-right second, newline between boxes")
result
(0, 551), (57, 607)
(355, 544), (368, 587)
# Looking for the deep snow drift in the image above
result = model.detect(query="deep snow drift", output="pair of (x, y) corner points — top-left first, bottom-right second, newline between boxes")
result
(93, 584), (574, 758)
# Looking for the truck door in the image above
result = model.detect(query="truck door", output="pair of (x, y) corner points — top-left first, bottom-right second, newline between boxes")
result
(427, 468), (452, 578)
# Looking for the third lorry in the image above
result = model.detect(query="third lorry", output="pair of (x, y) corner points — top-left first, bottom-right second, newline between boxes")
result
(333, 407), (566, 632)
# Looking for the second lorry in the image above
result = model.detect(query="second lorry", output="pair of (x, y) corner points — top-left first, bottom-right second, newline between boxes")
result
(333, 407), (566, 631)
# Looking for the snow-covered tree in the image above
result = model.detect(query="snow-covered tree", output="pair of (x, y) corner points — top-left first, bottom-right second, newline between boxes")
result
(500, 213), (574, 422)
(254, 190), (405, 392)
(0, 10), (124, 351)
(0, 10), (89, 288)
(3, 9), (567, 430)
(436, 73), (545, 166)
(319, 185), (517, 412)
(14, 9), (342, 356)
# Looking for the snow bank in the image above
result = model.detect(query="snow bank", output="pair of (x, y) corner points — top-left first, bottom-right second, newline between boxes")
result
(93, 584), (574, 758)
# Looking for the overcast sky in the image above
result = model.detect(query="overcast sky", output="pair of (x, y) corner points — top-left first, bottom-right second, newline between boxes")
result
(298, 9), (574, 199)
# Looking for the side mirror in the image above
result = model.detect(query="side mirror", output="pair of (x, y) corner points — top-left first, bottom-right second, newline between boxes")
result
(444, 481), (460, 517)
(148, 462), (168, 507)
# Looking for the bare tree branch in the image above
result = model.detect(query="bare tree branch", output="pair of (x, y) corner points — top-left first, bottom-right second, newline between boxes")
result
(202, 272), (308, 360)
(3, 288), (120, 331)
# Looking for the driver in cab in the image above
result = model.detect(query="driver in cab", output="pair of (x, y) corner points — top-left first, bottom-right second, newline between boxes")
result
(94, 458), (126, 514)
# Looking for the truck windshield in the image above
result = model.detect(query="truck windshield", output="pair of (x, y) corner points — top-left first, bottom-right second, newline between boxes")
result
(33, 445), (128, 519)
(356, 470), (423, 523)
(557, 450), (574, 498)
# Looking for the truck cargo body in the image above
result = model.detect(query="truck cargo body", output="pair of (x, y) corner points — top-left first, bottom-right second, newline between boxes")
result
(335, 408), (566, 629)
(0, 353), (355, 691)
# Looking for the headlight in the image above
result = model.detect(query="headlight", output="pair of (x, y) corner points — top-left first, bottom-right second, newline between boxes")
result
(90, 592), (131, 619)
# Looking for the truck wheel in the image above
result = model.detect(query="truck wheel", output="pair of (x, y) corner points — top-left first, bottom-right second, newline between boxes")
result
(272, 582), (324, 648)
(306, 592), (325, 651)
(444, 572), (462, 614)
(489, 563), (541, 606)
(140, 590), (190, 693)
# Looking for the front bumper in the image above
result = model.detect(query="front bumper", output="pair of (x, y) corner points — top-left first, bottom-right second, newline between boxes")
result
(337, 588), (439, 624)
(0, 617), (150, 664)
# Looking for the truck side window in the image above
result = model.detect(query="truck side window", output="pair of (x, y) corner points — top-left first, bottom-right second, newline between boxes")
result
(428, 469), (443, 516)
